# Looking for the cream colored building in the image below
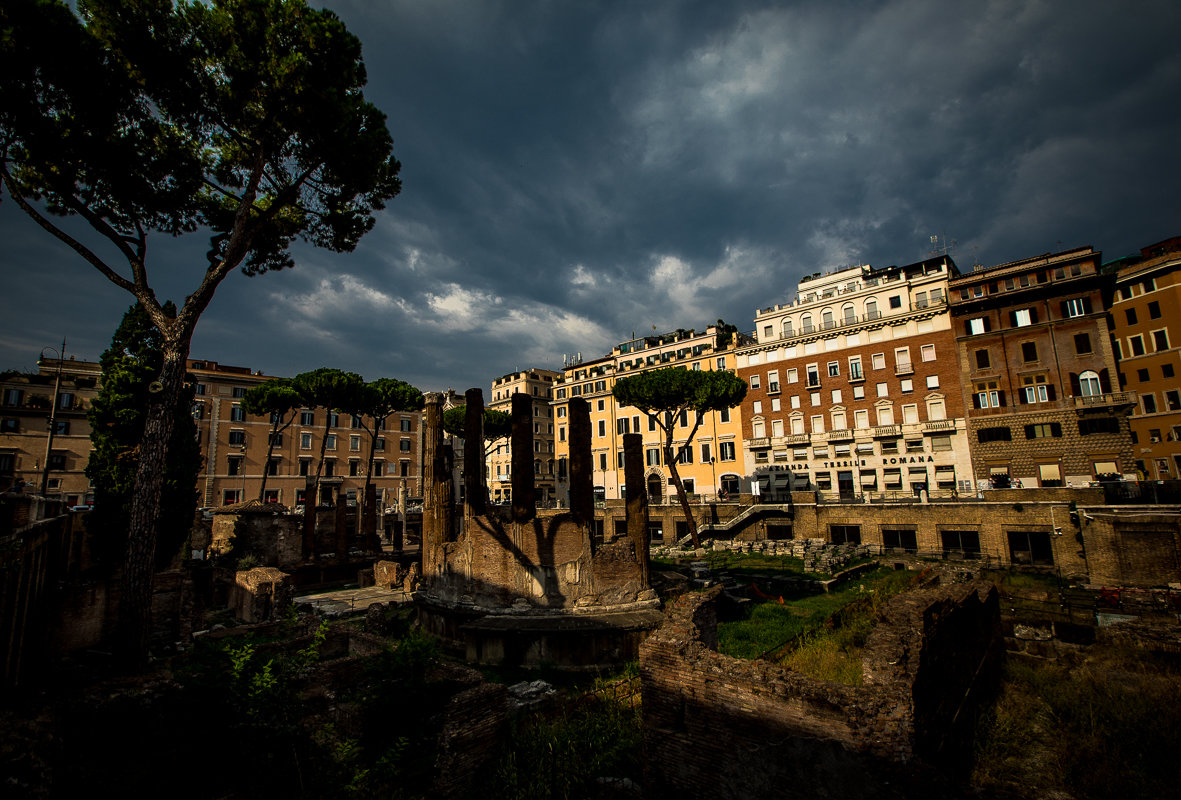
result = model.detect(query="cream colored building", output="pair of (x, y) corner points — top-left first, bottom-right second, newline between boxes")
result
(736, 257), (974, 501)
(552, 325), (749, 508)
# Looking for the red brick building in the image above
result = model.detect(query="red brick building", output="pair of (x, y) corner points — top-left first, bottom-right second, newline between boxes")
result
(949, 246), (1134, 488)
(736, 256), (972, 502)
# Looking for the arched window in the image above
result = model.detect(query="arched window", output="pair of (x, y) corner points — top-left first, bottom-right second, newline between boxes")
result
(801, 313), (813, 333)
(865, 298), (879, 320)
(783, 318), (794, 337)
(1079, 370), (1102, 396)
(842, 304), (856, 324)
(822, 308), (835, 329)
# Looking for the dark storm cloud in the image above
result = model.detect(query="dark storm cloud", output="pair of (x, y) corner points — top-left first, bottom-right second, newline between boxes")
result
(3, 0), (1179, 390)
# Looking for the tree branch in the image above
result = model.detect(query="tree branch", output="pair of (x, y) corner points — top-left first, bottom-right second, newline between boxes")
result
(1, 167), (137, 295)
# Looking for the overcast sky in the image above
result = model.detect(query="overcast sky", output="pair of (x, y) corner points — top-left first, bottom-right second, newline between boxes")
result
(3, 0), (1179, 393)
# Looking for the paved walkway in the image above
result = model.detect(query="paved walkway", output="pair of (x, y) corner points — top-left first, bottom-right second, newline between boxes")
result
(294, 585), (413, 617)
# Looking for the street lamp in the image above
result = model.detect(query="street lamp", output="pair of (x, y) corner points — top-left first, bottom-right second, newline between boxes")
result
(39, 339), (66, 498)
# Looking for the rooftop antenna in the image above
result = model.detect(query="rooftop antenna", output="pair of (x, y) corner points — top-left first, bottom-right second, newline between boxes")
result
(929, 233), (957, 258)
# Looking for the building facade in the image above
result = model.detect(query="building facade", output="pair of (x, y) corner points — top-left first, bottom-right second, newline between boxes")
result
(736, 256), (972, 501)
(1109, 236), (1181, 480)
(487, 369), (561, 506)
(552, 325), (748, 510)
(188, 360), (424, 509)
(0, 357), (101, 503)
(948, 246), (1135, 488)
(1, 357), (425, 512)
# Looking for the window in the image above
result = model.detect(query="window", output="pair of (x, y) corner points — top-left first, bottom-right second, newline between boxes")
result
(749, 375), (761, 390)
(831, 389), (843, 403)
(883, 529), (918, 553)
(194, 383), (206, 396)
(827, 362), (839, 377)
(1166, 390), (1181, 411)
(811, 392), (821, 406)
(228, 429), (246, 445)
(373, 436), (384, 452)
(1020, 376), (1051, 403)
(301, 410), (314, 425)
(1148, 300), (1161, 319)
(752, 401), (762, 414)
(324, 459), (335, 477)
(1012, 308), (1034, 327)
(230, 404), (245, 421)
(1074, 333), (1092, 354)
(598, 453), (607, 471)
(1079, 417), (1120, 435)
(877, 407), (895, 426)
(231, 386), (246, 398)
(716, 357), (727, 369)
(1128, 335), (1145, 356)
(848, 357), (863, 380)
(871, 353), (886, 370)
(786, 368), (798, 384)
(719, 408), (730, 423)
(300, 432), (312, 449)
(926, 375), (940, 389)
(974, 381), (1004, 409)
(719, 441), (736, 461)
(771, 398), (781, 412)
(1064, 298), (1087, 317)
(1021, 342), (1038, 362)
(227, 456), (242, 476)
(329, 413), (339, 428)
(927, 399), (946, 420)
(902, 404), (919, 424)
(854, 409), (869, 429)
(349, 435), (361, 452)
(806, 365), (820, 387)
(783, 319), (794, 337)
(876, 382), (889, 398)
(325, 434), (337, 450)
(977, 426), (1012, 443)
(1152, 329), (1169, 351)
(810, 415), (824, 433)
(372, 461), (384, 477)
(768, 371), (780, 393)
(889, 295), (902, 309)
(1024, 423), (1063, 439)
(400, 439), (412, 452)
(1078, 371), (1102, 397)
(967, 317), (990, 335)
(1143, 394), (1157, 414)
(942, 530), (981, 560)
(616, 418), (630, 435)
(900, 379), (913, 393)
(267, 458), (279, 476)
(852, 386), (865, 400)
(400, 418), (412, 432)
(921, 344), (936, 362)
(830, 525), (862, 545)
(222, 489), (241, 506)
(1125, 308), (1138, 325)
(1037, 462), (1062, 487)
(1165, 364), (1176, 379)
(865, 299), (879, 319)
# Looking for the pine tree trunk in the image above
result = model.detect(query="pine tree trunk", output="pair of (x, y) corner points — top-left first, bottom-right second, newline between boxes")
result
(113, 341), (188, 670)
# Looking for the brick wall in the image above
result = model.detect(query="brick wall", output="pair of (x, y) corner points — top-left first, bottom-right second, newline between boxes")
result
(1078, 510), (1181, 587)
(641, 581), (1002, 799)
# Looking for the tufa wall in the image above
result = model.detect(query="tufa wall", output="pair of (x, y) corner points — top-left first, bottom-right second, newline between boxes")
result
(641, 581), (1003, 799)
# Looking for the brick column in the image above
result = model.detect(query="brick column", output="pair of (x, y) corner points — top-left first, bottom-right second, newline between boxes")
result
(511, 393), (535, 522)
(464, 388), (486, 518)
(422, 393), (451, 575)
(623, 432), (650, 586)
(569, 397), (593, 526)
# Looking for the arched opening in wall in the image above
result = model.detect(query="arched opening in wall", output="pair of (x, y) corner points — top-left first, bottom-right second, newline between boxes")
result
(720, 473), (740, 498)
(647, 474), (663, 504)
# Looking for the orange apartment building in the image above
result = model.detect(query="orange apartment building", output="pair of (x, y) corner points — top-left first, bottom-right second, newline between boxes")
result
(1109, 236), (1181, 480)
(487, 368), (561, 506)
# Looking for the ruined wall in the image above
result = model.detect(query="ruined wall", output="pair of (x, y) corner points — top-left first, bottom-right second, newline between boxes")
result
(1079, 510), (1181, 587)
(641, 582), (1002, 799)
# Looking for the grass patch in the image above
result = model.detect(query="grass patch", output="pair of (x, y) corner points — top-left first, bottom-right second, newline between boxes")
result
(717, 566), (915, 666)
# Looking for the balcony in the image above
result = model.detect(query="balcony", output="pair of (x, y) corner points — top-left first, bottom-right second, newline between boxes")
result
(748, 437), (771, 449)
(1073, 391), (1137, 410)
(895, 362), (914, 376)
(826, 429), (855, 441)
(922, 420), (957, 433)
(780, 433), (809, 445)
(872, 425), (902, 438)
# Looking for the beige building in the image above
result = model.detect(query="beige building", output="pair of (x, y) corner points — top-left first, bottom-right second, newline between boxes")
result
(552, 324), (749, 515)
(0, 356), (101, 503)
(486, 369), (561, 506)
(736, 256), (973, 502)
(187, 359), (423, 510)
(1, 356), (426, 513)
(1109, 236), (1181, 480)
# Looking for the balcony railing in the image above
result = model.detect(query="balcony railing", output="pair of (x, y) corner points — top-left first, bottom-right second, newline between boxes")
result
(895, 361), (914, 376)
(872, 425), (902, 438)
(1073, 391), (1137, 409)
(826, 429), (854, 441)
(748, 437), (771, 449)
(922, 420), (956, 432)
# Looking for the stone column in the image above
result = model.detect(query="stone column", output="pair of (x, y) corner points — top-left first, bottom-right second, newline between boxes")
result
(511, 393), (535, 523)
(623, 432), (650, 586)
(422, 392), (451, 576)
(464, 388), (486, 519)
(569, 397), (593, 527)
(334, 488), (348, 563)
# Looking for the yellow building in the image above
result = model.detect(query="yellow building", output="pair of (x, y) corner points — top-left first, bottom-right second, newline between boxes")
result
(487, 369), (561, 506)
(0, 356), (101, 504)
(552, 325), (749, 509)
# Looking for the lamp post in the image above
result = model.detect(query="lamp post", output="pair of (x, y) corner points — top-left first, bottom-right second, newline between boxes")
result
(39, 339), (66, 498)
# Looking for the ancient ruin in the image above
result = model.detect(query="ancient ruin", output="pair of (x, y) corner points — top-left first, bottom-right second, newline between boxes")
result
(415, 391), (663, 667)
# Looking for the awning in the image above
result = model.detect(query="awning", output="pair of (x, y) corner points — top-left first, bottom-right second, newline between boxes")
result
(935, 466), (956, 477)
(1038, 463), (1062, 481)
(860, 473), (877, 486)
